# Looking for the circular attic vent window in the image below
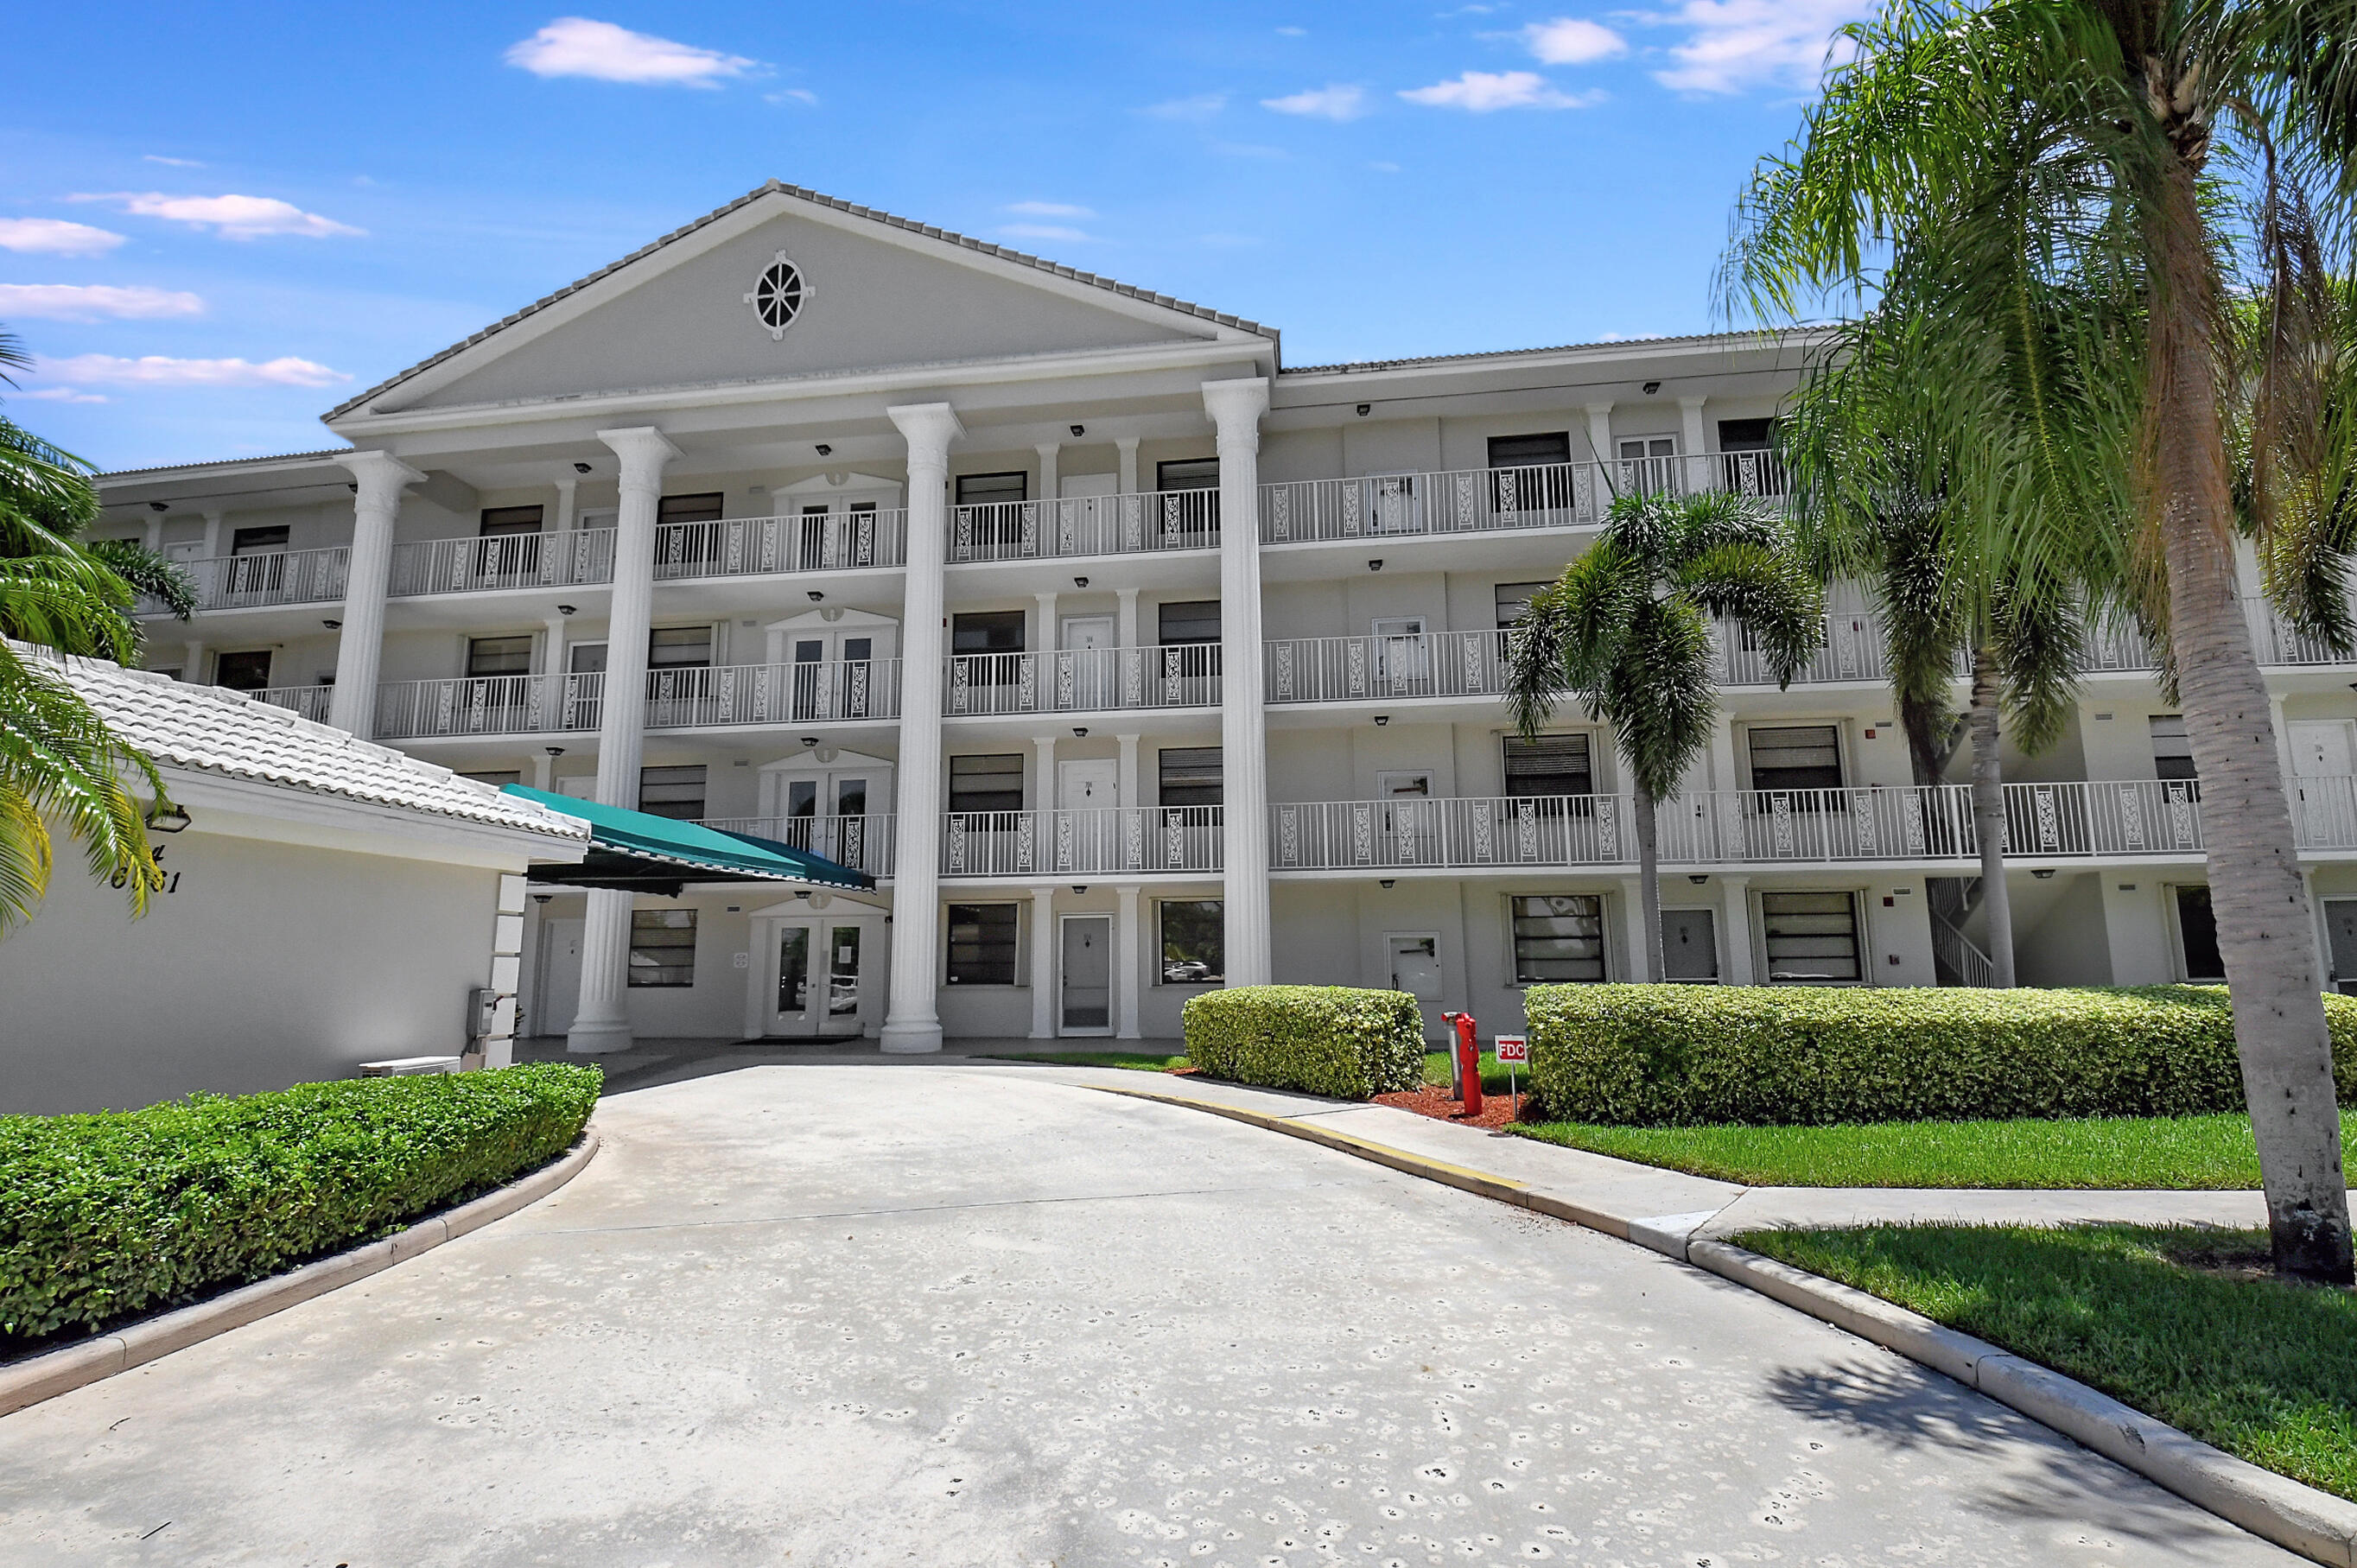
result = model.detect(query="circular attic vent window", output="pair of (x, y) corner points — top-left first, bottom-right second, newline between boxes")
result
(745, 253), (807, 340)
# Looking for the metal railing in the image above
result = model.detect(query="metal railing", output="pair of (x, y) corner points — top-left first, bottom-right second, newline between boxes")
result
(388, 530), (618, 597)
(375, 660), (898, 740)
(1930, 911), (1997, 987)
(1266, 629), (1510, 704)
(1257, 454), (1792, 545)
(941, 806), (1223, 876)
(375, 671), (607, 740)
(950, 489), (1218, 562)
(138, 547), (352, 614)
(252, 684), (334, 722)
(697, 814), (896, 877)
(654, 511), (906, 580)
(1719, 613), (1893, 686)
(946, 644), (1220, 715)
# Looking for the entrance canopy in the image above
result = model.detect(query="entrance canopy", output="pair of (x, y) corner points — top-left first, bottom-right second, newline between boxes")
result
(501, 784), (874, 896)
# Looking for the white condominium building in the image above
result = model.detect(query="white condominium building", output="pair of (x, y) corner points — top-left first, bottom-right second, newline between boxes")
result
(92, 181), (2357, 1051)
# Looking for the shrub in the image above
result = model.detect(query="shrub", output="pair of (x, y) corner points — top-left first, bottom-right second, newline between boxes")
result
(1182, 986), (1426, 1099)
(1523, 984), (2357, 1127)
(0, 1063), (601, 1343)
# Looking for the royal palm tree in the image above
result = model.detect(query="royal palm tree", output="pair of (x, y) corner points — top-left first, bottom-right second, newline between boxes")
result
(1504, 489), (1823, 980)
(1724, 0), (2357, 1279)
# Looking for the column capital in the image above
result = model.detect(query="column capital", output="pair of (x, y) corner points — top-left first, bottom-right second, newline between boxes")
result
(1582, 401), (1617, 418)
(887, 403), (964, 465)
(337, 449), (425, 498)
(1201, 378), (1270, 445)
(1677, 394), (1708, 413)
(595, 426), (682, 477)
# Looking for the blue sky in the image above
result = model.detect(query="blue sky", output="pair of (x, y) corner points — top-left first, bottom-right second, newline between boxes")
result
(1, 2), (1868, 471)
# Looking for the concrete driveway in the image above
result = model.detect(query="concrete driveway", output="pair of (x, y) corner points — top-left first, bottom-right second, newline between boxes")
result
(1, 1064), (2300, 1565)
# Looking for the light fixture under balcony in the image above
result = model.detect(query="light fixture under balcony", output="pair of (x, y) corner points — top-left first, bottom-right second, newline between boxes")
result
(145, 805), (192, 834)
(1072, 727), (1088, 739)
(808, 590), (825, 602)
(1373, 714), (1389, 727)
(814, 443), (833, 456)
(1071, 885), (1088, 894)
(321, 619), (341, 630)
(557, 604), (577, 616)
(148, 500), (169, 513)
(1688, 874), (1708, 885)
(1073, 575), (1089, 588)
(1642, 380), (1661, 395)
(1379, 879), (1395, 889)
(532, 892), (553, 905)
(545, 746), (565, 758)
(2033, 867), (2057, 879)
(1070, 424), (1086, 437)
(1355, 403), (1371, 417)
(572, 461), (593, 474)
(801, 737), (821, 749)
(1368, 559), (1383, 572)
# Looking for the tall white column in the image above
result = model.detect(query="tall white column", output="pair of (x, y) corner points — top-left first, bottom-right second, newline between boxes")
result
(181, 638), (205, 683)
(554, 474), (578, 536)
(1583, 403), (1615, 467)
(1619, 876), (1653, 982)
(143, 514), (162, 551)
(1115, 732), (1140, 813)
(1029, 887), (1058, 1039)
(329, 451), (423, 737)
(1117, 884), (1143, 1039)
(1204, 378), (1273, 987)
(881, 402), (964, 1054)
(200, 508), (226, 560)
(1115, 437), (1140, 496)
(1035, 441), (1060, 505)
(1678, 396), (1709, 491)
(567, 426), (679, 1057)
(1720, 875), (1755, 985)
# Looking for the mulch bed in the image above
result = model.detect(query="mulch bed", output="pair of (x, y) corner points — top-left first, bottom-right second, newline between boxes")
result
(1375, 1084), (1530, 1130)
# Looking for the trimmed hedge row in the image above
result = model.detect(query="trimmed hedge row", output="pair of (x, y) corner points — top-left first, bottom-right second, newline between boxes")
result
(1, 1063), (601, 1342)
(1524, 984), (2357, 1127)
(1182, 986), (1426, 1099)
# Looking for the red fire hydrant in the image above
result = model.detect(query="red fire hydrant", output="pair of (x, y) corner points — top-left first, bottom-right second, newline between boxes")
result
(1442, 1010), (1483, 1117)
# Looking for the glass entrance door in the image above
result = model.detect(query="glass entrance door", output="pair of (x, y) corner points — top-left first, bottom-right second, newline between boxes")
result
(764, 916), (879, 1037)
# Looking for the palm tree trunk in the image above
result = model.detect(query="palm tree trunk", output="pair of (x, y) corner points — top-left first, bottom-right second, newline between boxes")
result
(2149, 151), (2352, 1281)
(1967, 644), (2016, 988)
(1632, 780), (1665, 982)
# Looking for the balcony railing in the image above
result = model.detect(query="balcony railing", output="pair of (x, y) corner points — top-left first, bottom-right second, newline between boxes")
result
(1266, 630), (1509, 704)
(1269, 778), (2357, 871)
(388, 530), (618, 597)
(1720, 613), (1893, 686)
(950, 489), (1217, 563)
(253, 684), (334, 722)
(946, 644), (1220, 716)
(1257, 454), (1792, 546)
(374, 659), (898, 740)
(698, 814), (897, 877)
(654, 511), (906, 581)
(138, 547), (352, 614)
(942, 806), (1223, 877)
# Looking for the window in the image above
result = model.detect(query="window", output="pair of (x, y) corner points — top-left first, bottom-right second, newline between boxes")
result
(1159, 746), (1223, 808)
(1504, 734), (1592, 799)
(638, 765), (708, 821)
(231, 524), (289, 554)
(2176, 886), (2226, 981)
(459, 770), (523, 787)
(1157, 600), (1221, 646)
(649, 626), (713, 670)
(1494, 581), (1552, 630)
(1157, 457), (1220, 492)
(1488, 432), (1572, 469)
(1761, 892), (1862, 982)
(628, 909), (697, 987)
(952, 610), (1027, 656)
(479, 505), (543, 538)
(751, 256), (805, 337)
(955, 471), (1027, 508)
(467, 636), (534, 678)
(1159, 900), (1224, 983)
(1617, 435), (1679, 498)
(656, 492), (724, 526)
(946, 904), (1020, 985)
(1619, 436), (1677, 460)
(568, 642), (607, 675)
(214, 650), (271, 691)
(1715, 418), (1785, 495)
(949, 754), (1026, 814)
(1717, 418), (1777, 452)
(1512, 895), (1608, 984)
(2151, 715), (2199, 784)
(1748, 725), (1843, 792)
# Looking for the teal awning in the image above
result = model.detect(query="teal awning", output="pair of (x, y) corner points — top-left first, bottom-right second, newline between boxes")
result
(501, 784), (874, 894)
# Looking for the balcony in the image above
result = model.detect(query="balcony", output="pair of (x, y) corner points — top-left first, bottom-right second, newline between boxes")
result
(253, 684), (334, 722)
(1266, 630), (1509, 705)
(373, 657), (899, 740)
(137, 547), (351, 614)
(1269, 778), (2357, 873)
(653, 511), (906, 581)
(942, 806), (1223, 877)
(1257, 454), (1791, 546)
(950, 490), (1217, 563)
(946, 645), (1220, 717)
(698, 814), (896, 877)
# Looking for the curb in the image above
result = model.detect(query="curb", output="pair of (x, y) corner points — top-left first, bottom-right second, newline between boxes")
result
(1087, 1082), (2357, 1567)
(0, 1128), (601, 1421)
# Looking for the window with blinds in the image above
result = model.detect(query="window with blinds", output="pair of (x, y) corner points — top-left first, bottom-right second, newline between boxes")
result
(478, 505), (543, 538)
(1487, 431), (1572, 468)
(955, 471), (1027, 507)
(1503, 734), (1592, 800)
(628, 909), (697, 987)
(1159, 747), (1223, 808)
(467, 636), (534, 677)
(947, 904), (1020, 986)
(1158, 457), (1220, 491)
(1747, 725), (1844, 791)
(2151, 715), (2199, 783)
(1157, 600), (1221, 645)
(1760, 892), (1862, 982)
(637, 765), (708, 821)
(656, 492), (724, 525)
(1511, 894), (1607, 983)
(649, 625), (713, 670)
(952, 610), (1027, 656)
(949, 754), (1026, 814)
(1494, 581), (1553, 629)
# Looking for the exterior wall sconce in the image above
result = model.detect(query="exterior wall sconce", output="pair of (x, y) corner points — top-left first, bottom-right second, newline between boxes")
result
(1379, 879), (1395, 889)
(572, 460), (593, 474)
(1071, 885), (1088, 894)
(2033, 867), (2057, 879)
(532, 892), (553, 905)
(556, 604), (577, 616)
(146, 805), (193, 834)
(800, 737), (821, 749)
(814, 443), (832, 456)
(1355, 403), (1371, 416)
(1070, 424), (1085, 437)
(148, 500), (169, 512)
(1688, 874), (1708, 885)
(1073, 575), (1089, 587)
(1373, 715), (1389, 727)
(1642, 380), (1661, 394)
(1072, 727), (1088, 738)
(807, 589), (825, 602)
(1368, 559), (1382, 572)
(545, 746), (565, 758)
(321, 619), (341, 630)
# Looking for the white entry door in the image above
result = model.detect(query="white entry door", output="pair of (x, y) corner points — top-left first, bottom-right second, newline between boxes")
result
(2290, 721), (2357, 842)
(1061, 914), (1113, 1033)
(1060, 614), (1115, 710)
(1056, 759), (1119, 873)
(536, 918), (584, 1038)
(1372, 617), (1430, 693)
(762, 915), (879, 1037)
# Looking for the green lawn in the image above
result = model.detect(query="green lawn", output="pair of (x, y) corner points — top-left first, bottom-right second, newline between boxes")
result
(1420, 1050), (1537, 1097)
(986, 1051), (1191, 1072)
(1740, 1224), (2357, 1502)
(1504, 1109), (2357, 1189)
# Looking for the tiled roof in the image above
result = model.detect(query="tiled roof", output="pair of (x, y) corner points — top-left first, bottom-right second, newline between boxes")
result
(35, 650), (589, 843)
(325, 180), (1276, 422)
(98, 448), (353, 482)
(1279, 328), (1819, 378)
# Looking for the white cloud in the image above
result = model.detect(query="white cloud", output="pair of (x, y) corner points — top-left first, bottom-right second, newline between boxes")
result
(19, 386), (107, 403)
(143, 154), (205, 168)
(1262, 84), (1369, 120)
(37, 353), (349, 388)
(1523, 17), (1627, 63)
(73, 192), (363, 240)
(1399, 71), (1600, 111)
(766, 87), (818, 105)
(0, 218), (124, 256)
(999, 224), (1092, 244)
(1143, 92), (1228, 120)
(505, 17), (759, 86)
(1645, 0), (1871, 95)
(0, 284), (205, 321)
(1007, 201), (1095, 219)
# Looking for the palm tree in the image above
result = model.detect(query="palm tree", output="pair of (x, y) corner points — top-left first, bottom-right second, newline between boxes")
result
(1724, 0), (2357, 1279)
(1504, 489), (1823, 980)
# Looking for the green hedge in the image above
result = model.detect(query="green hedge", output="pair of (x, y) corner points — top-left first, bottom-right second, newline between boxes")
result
(1, 1063), (601, 1343)
(1524, 984), (2357, 1127)
(1181, 985), (1426, 1099)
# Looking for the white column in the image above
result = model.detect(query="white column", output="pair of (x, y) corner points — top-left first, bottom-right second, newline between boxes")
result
(1583, 403), (1615, 466)
(1117, 884), (1143, 1039)
(1204, 378), (1273, 987)
(1115, 437), (1140, 496)
(143, 514), (162, 551)
(1036, 591), (1058, 659)
(567, 426), (679, 1057)
(329, 451), (423, 736)
(1720, 875), (1755, 985)
(1678, 396), (1709, 491)
(1115, 587), (1140, 648)
(1029, 887), (1058, 1039)
(1034, 734), (1058, 811)
(1035, 441), (1060, 505)
(554, 475), (578, 536)
(1116, 732), (1140, 813)
(530, 748), (558, 791)
(2271, 693), (2297, 791)
(1619, 876), (1653, 982)
(881, 402), (964, 1054)
(200, 508), (226, 559)
(181, 638), (205, 683)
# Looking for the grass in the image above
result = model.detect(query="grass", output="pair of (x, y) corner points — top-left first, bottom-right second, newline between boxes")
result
(986, 1051), (1191, 1072)
(1739, 1224), (2357, 1502)
(1420, 1050), (1535, 1098)
(1503, 1108), (2357, 1190)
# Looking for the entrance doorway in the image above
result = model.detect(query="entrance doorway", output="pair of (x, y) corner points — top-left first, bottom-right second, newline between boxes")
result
(2325, 898), (2357, 995)
(1060, 614), (1115, 709)
(752, 907), (885, 1037)
(535, 917), (584, 1038)
(1661, 908), (1720, 981)
(1061, 914), (1112, 1033)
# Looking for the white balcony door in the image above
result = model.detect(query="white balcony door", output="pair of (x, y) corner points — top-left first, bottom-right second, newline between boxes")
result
(1378, 771), (1436, 861)
(1061, 614), (1115, 708)
(1060, 914), (1113, 1034)
(1372, 617), (1429, 692)
(1059, 758), (1116, 809)
(2290, 721), (2356, 842)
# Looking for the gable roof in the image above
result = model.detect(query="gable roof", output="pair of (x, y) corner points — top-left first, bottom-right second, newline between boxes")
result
(324, 181), (1276, 422)
(38, 649), (589, 844)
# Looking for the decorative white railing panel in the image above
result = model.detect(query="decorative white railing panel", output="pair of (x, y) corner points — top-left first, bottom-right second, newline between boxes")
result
(946, 644), (1220, 715)
(138, 547), (352, 615)
(1257, 454), (1793, 545)
(376, 661), (898, 739)
(387, 530), (618, 597)
(653, 510), (906, 581)
(940, 806), (1223, 877)
(949, 489), (1218, 562)
(1264, 630), (1510, 704)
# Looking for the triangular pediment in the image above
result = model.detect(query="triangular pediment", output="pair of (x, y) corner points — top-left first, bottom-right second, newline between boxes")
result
(331, 184), (1272, 420)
